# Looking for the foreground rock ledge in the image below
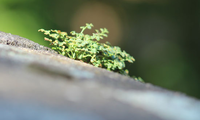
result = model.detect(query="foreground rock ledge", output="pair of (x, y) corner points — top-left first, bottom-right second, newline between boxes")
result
(0, 31), (200, 120)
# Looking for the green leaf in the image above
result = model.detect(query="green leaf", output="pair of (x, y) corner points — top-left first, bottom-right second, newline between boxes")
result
(80, 26), (85, 29)
(70, 31), (76, 35)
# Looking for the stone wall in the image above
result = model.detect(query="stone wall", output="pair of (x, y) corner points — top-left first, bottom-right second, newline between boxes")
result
(0, 31), (200, 120)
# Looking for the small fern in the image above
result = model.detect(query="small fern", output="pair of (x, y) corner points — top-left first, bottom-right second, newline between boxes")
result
(38, 23), (136, 76)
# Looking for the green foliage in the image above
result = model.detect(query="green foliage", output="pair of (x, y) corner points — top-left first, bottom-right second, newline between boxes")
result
(132, 76), (144, 83)
(38, 23), (135, 76)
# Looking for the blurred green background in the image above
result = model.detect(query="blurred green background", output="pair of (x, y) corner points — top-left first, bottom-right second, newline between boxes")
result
(0, 0), (199, 98)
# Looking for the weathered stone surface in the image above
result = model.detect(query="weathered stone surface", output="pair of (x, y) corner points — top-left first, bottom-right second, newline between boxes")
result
(0, 31), (56, 53)
(0, 31), (200, 120)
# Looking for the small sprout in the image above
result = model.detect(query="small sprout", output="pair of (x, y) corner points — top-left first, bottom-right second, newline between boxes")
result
(132, 76), (144, 82)
(39, 23), (141, 79)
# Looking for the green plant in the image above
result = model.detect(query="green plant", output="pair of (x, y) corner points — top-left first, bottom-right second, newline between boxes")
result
(38, 23), (135, 76)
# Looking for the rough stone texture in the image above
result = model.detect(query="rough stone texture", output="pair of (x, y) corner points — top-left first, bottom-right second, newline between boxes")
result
(0, 31), (56, 54)
(0, 31), (200, 120)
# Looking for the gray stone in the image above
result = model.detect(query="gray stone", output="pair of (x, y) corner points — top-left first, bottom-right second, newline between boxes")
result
(0, 31), (56, 53)
(0, 31), (200, 120)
